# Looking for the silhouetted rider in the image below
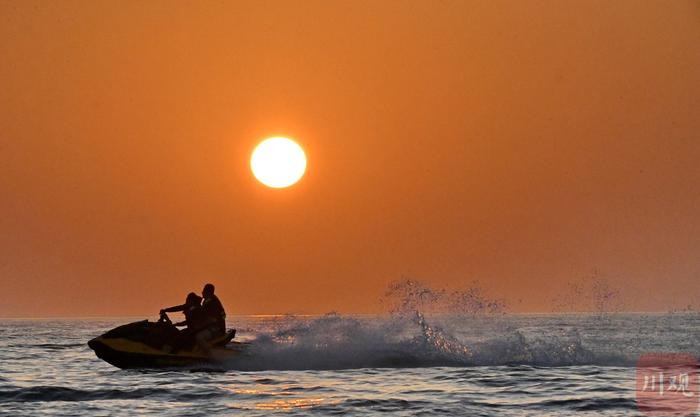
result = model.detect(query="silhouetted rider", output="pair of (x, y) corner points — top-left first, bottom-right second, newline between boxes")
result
(160, 292), (202, 327)
(195, 283), (227, 355)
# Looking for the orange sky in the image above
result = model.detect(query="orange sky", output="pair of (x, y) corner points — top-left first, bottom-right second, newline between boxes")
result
(1, 0), (699, 316)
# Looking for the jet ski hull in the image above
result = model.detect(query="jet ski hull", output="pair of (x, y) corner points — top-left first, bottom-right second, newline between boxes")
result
(88, 320), (246, 369)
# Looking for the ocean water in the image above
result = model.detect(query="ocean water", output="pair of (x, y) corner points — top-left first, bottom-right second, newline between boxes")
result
(1, 312), (699, 416)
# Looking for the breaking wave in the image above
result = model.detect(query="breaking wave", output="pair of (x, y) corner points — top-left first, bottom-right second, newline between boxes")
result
(223, 279), (640, 371)
(224, 312), (633, 371)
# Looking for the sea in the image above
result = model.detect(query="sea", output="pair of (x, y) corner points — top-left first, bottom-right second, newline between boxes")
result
(1, 311), (699, 416)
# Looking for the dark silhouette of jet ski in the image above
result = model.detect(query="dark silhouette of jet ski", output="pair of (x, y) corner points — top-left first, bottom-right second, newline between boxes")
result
(88, 312), (247, 369)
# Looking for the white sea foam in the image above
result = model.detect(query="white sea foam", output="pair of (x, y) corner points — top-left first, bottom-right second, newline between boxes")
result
(222, 279), (691, 371)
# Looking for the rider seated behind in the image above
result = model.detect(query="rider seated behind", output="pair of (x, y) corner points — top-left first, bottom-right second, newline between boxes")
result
(195, 283), (227, 356)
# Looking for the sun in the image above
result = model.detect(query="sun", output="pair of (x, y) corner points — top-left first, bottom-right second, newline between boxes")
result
(250, 137), (307, 188)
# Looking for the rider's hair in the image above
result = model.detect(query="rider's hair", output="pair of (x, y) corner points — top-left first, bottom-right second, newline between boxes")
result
(186, 292), (202, 305)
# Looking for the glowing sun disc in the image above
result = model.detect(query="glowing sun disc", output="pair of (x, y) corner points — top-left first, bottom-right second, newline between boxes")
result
(251, 137), (307, 188)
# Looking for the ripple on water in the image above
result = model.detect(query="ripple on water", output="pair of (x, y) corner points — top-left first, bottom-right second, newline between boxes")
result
(0, 387), (172, 403)
(0, 315), (696, 416)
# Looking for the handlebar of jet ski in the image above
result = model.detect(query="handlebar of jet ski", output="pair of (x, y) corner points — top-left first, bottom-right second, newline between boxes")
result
(158, 311), (172, 325)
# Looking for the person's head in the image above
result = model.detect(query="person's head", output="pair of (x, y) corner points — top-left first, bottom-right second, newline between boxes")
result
(202, 283), (215, 298)
(185, 292), (202, 307)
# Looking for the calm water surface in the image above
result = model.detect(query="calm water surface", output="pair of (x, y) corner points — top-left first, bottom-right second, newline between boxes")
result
(1, 313), (698, 416)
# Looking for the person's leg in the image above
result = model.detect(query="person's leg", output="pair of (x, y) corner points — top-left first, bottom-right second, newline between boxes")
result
(170, 328), (194, 353)
(195, 328), (213, 356)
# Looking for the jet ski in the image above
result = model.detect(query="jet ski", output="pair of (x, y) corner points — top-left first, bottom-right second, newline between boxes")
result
(88, 312), (248, 369)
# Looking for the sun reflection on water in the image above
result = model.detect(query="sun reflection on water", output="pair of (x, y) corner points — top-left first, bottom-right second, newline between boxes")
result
(224, 383), (336, 411)
(254, 398), (327, 410)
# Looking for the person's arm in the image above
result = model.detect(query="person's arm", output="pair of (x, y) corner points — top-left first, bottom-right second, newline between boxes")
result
(160, 304), (186, 314)
(200, 300), (216, 320)
(200, 299), (224, 326)
(173, 320), (188, 327)
(202, 298), (224, 314)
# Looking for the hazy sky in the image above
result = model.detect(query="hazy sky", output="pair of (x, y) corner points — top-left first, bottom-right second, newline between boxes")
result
(1, 0), (699, 316)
